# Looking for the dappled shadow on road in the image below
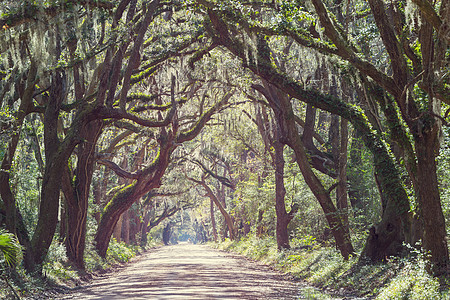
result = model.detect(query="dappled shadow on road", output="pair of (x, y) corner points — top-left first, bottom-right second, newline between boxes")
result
(63, 243), (301, 299)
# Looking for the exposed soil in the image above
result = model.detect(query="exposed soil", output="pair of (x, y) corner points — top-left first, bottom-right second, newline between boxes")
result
(58, 242), (307, 299)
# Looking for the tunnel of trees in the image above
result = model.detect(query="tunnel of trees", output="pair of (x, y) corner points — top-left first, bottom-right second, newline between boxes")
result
(0, 0), (449, 280)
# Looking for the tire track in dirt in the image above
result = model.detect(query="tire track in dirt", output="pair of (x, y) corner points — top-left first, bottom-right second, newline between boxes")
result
(61, 242), (303, 299)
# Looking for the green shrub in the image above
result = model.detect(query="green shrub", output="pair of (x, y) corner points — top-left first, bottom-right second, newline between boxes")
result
(84, 239), (109, 272)
(106, 238), (137, 263)
(42, 239), (79, 284)
(213, 235), (448, 299)
(376, 254), (440, 300)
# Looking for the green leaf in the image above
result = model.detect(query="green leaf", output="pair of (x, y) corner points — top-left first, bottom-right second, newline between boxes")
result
(0, 228), (22, 268)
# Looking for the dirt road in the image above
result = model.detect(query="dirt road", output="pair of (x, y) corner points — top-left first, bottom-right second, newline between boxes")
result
(62, 242), (304, 299)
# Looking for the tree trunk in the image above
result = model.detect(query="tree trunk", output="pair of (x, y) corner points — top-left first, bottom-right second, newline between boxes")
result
(122, 209), (130, 244)
(337, 117), (349, 232)
(30, 157), (64, 271)
(0, 63), (36, 269)
(59, 192), (67, 242)
(28, 71), (68, 272)
(140, 211), (151, 246)
(93, 167), (110, 224)
(1, 130), (23, 238)
(330, 114), (350, 230)
(129, 209), (140, 245)
(218, 184), (231, 240)
(210, 199), (218, 242)
(113, 216), (123, 243)
(162, 223), (171, 245)
(274, 131), (291, 250)
(62, 120), (103, 270)
(361, 153), (412, 262)
(260, 81), (355, 259)
(301, 103), (336, 177)
(415, 129), (449, 274)
(95, 140), (173, 257)
(347, 130), (366, 212)
(187, 175), (235, 241)
(256, 209), (265, 237)
(96, 183), (134, 257)
(28, 115), (45, 175)
(112, 153), (131, 244)
(202, 181), (236, 240)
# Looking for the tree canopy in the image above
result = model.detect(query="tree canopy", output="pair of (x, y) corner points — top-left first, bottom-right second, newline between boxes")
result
(0, 0), (449, 281)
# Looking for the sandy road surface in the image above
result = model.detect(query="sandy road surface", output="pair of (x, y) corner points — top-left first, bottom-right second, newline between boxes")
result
(62, 242), (303, 299)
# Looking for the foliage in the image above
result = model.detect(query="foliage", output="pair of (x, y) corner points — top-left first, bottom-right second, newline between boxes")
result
(0, 228), (22, 268)
(213, 236), (449, 299)
(0, 0), (448, 296)
(106, 238), (137, 263)
(42, 238), (79, 284)
(376, 263), (440, 300)
(0, 108), (15, 146)
(290, 234), (319, 250)
(84, 244), (109, 272)
(437, 126), (450, 237)
(376, 246), (441, 300)
(12, 126), (42, 236)
(231, 235), (278, 262)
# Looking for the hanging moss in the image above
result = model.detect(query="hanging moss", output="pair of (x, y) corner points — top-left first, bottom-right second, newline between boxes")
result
(212, 18), (411, 218)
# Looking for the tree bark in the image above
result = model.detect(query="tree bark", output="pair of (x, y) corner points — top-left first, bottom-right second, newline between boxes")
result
(95, 86), (230, 257)
(210, 199), (218, 242)
(260, 80), (354, 259)
(347, 130), (366, 212)
(0, 64), (36, 266)
(95, 129), (174, 257)
(140, 211), (151, 246)
(254, 100), (294, 248)
(122, 209), (130, 244)
(96, 182), (136, 257)
(193, 178), (236, 241)
(273, 134), (291, 250)
(337, 117), (349, 232)
(415, 128), (449, 274)
(62, 120), (103, 270)
(113, 216), (123, 243)
(256, 209), (265, 237)
(302, 104), (336, 178)
(129, 209), (140, 245)
(28, 71), (73, 272)
(206, 17), (408, 260)
(162, 223), (171, 245)
(93, 166), (110, 224)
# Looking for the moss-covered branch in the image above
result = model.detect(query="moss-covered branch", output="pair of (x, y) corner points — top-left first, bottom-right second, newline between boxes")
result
(96, 105), (174, 128)
(411, 0), (443, 32)
(131, 30), (204, 84)
(97, 159), (142, 179)
(176, 90), (234, 143)
(131, 99), (188, 113)
(207, 7), (411, 219)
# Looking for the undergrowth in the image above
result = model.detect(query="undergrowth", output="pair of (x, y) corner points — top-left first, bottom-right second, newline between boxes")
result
(212, 234), (448, 299)
(1, 237), (159, 299)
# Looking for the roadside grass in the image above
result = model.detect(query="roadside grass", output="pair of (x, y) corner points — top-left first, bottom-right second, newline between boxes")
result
(1, 237), (160, 299)
(212, 234), (448, 299)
